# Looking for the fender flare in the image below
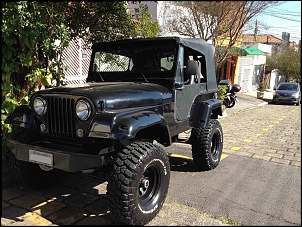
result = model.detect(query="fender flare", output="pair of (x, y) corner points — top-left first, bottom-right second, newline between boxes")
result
(4, 105), (39, 129)
(189, 99), (222, 129)
(89, 111), (172, 146)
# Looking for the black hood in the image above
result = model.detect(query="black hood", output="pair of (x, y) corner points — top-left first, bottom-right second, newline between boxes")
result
(34, 82), (172, 110)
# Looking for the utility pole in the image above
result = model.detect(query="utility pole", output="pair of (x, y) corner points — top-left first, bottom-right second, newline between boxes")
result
(254, 19), (258, 42)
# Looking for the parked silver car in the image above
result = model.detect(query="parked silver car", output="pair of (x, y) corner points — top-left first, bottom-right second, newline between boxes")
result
(272, 82), (301, 105)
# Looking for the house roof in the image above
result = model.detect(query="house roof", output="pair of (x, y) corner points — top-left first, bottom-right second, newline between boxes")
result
(242, 34), (287, 43)
(243, 48), (266, 55)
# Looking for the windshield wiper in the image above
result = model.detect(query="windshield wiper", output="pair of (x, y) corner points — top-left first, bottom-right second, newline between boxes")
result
(97, 72), (104, 82)
(141, 73), (149, 83)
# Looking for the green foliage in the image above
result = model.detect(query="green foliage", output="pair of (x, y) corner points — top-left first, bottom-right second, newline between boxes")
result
(1, 1), (161, 140)
(267, 44), (301, 82)
(218, 85), (227, 110)
(131, 3), (162, 38)
(2, 2), (71, 136)
(258, 81), (266, 92)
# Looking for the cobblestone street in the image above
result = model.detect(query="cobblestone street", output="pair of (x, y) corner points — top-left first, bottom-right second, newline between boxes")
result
(219, 103), (301, 168)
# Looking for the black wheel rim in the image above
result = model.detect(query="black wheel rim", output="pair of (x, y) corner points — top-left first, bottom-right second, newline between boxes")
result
(211, 131), (221, 161)
(138, 165), (161, 207)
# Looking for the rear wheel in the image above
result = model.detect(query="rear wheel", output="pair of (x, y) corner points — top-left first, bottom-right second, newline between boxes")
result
(223, 98), (229, 107)
(7, 126), (65, 189)
(107, 142), (170, 225)
(190, 120), (223, 171)
(227, 97), (236, 108)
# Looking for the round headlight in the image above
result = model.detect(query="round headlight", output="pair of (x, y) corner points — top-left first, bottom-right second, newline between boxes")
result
(33, 97), (47, 115)
(76, 100), (91, 120)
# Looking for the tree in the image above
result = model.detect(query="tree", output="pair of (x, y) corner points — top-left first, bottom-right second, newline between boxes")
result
(267, 44), (301, 82)
(162, 1), (282, 67)
(1, 1), (160, 137)
(131, 3), (161, 38)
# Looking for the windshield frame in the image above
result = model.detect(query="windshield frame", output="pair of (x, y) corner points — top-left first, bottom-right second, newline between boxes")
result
(88, 42), (178, 83)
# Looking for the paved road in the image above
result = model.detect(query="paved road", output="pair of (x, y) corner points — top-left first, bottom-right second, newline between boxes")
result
(2, 91), (301, 226)
(168, 103), (301, 226)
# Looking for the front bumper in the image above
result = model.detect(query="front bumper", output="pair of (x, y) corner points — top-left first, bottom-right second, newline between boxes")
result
(273, 97), (300, 104)
(7, 139), (107, 172)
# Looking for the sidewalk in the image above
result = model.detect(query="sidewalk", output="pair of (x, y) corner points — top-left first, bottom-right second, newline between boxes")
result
(221, 89), (274, 117)
(244, 89), (274, 100)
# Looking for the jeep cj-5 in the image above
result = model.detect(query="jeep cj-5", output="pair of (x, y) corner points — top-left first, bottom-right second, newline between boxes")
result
(5, 37), (224, 225)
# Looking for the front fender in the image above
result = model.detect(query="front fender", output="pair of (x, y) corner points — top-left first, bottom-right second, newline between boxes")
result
(89, 111), (171, 146)
(4, 105), (39, 129)
(189, 99), (222, 129)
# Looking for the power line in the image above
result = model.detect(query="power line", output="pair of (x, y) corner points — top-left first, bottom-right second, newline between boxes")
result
(261, 12), (301, 23)
(266, 8), (301, 15)
(266, 10), (301, 16)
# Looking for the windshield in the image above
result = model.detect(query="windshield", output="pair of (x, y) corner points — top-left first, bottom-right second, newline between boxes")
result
(277, 83), (299, 91)
(92, 45), (176, 74)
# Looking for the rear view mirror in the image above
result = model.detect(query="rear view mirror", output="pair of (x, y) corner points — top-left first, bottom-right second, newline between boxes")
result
(185, 60), (198, 76)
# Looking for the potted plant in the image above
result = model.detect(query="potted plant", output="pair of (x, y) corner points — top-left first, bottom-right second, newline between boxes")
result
(257, 81), (266, 99)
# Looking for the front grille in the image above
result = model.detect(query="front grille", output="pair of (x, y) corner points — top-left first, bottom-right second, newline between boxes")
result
(279, 93), (288, 97)
(46, 96), (76, 139)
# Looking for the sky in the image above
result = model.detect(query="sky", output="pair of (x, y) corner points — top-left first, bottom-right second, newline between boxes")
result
(251, 1), (301, 43)
(155, 1), (301, 43)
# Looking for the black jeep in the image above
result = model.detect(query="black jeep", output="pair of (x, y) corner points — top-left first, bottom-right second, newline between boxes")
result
(5, 37), (223, 225)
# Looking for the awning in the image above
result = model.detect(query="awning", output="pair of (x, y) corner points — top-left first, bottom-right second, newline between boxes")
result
(242, 48), (266, 55)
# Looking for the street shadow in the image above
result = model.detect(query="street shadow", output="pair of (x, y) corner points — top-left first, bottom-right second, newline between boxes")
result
(168, 155), (200, 172)
(268, 101), (299, 106)
(262, 97), (273, 104)
(2, 171), (122, 225)
(2, 150), (209, 226)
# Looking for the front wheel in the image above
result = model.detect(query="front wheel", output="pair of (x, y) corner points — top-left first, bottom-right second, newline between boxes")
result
(190, 119), (223, 171)
(107, 142), (170, 225)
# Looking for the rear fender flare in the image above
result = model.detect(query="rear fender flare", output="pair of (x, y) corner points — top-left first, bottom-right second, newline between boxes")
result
(189, 99), (222, 129)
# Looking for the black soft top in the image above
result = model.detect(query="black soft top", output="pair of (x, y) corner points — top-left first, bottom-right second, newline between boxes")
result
(92, 37), (217, 91)
(92, 37), (214, 55)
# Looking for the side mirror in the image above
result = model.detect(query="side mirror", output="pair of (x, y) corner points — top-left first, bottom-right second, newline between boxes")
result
(185, 60), (198, 76)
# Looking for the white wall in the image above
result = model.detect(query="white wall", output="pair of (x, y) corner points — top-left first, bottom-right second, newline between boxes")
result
(270, 69), (285, 89)
(257, 43), (272, 56)
(253, 55), (266, 65)
(237, 57), (254, 92)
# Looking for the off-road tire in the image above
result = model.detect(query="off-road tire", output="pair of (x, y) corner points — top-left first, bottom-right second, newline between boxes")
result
(7, 126), (65, 189)
(190, 119), (223, 171)
(107, 142), (170, 225)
